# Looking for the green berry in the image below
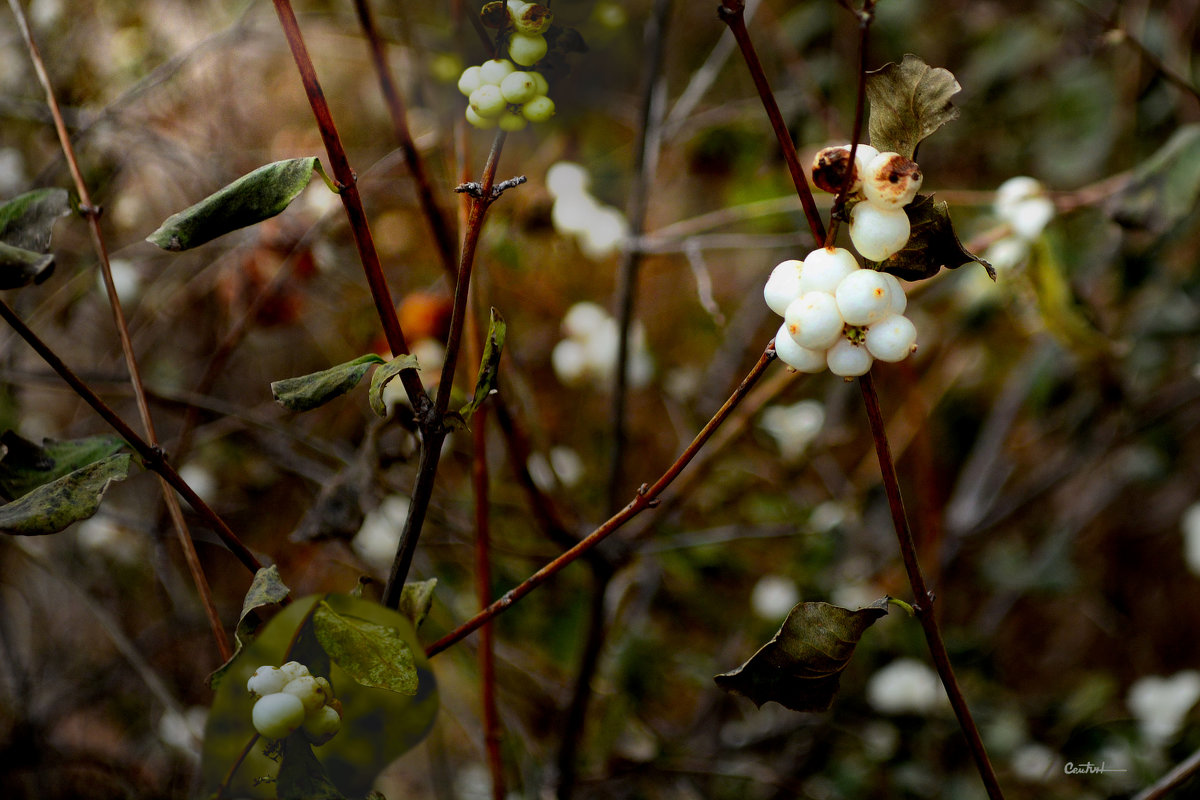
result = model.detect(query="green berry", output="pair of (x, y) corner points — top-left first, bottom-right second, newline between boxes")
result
(302, 704), (343, 746)
(498, 109), (528, 131)
(522, 94), (555, 122)
(479, 58), (516, 85)
(528, 71), (549, 95)
(500, 71), (538, 104)
(457, 65), (483, 96)
(465, 106), (497, 129)
(508, 33), (548, 66)
(469, 84), (507, 118)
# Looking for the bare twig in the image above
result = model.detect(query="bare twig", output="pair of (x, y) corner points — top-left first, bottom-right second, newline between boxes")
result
(826, 0), (874, 245)
(859, 373), (1004, 800)
(9, 0), (232, 658)
(717, 0), (826, 247)
(1133, 744), (1200, 800)
(425, 345), (776, 657)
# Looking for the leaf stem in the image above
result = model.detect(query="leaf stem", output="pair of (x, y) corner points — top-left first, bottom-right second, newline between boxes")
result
(270, 0), (429, 415)
(859, 372), (1004, 800)
(718, 0), (826, 248)
(0, 299), (264, 576)
(425, 345), (776, 657)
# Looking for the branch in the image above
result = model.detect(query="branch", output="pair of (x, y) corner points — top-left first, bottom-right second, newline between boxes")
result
(425, 344), (776, 657)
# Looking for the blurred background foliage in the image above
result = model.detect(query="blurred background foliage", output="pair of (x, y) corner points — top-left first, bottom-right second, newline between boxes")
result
(2, 0), (1200, 798)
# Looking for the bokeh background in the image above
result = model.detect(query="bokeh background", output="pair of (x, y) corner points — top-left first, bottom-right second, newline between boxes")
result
(2, 0), (1200, 798)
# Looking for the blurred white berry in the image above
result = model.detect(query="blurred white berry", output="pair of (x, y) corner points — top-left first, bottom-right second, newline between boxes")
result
(552, 338), (590, 385)
(995, 176), (1055, 241)
(750, 575), (799, 620)
(849, 202), (911, 262)
(1010, 743), (1061, 783)
(984, 236), (1031, 275)
(353, 494), (411, 569)
(866, 658), (945, 715)
(1128, 671), (1200, 744)
(759, 399), (825, 461)
(1181, 502), (1200, 576)
(252, 692), (307, 740)
(546, 162), (590, 198)
(562, 302), (610, 338)
(578, 205), (627, 259)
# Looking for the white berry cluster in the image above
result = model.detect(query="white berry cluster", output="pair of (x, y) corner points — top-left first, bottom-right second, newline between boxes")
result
(247, 661), (342, 745)
(764, 247), (917, 377)
(552, 301), (653, 388)
(983, 176), (1056, 274)
(812, 144), (923, 262)
(457, 2), (555, 130)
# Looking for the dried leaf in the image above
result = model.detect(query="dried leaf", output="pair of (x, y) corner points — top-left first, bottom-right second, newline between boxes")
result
(871, 195), (993, 281)
(368, 354), (421, 417)
(208, 565), (293, 688)
(147, 157), (319, 251)
(0, 431), (126, 502)
(0, 241), (55, 289)
(714, 598), (890, 712)
(866, 55), (961, 159)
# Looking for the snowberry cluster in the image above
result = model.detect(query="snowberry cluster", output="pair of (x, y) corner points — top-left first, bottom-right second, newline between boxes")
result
(247, 661), (342, 745)
(551, 301), (653, 389)
(764, 247), (917, 377)
(983, 176), (1056, 274)
(812, 144), (923, 262)
(457, 2), (554, 130)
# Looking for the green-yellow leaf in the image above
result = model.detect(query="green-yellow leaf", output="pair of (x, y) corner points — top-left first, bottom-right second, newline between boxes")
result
(271, 354), (386, 412)
(0, 453), (131, 536)
(458, 307), (506, 424)
(146, 157), (320, 251)
(397, 578), (437, 630)
(313, 601), (418, 695)
(368, 354), (421, 417)
(866, 55), (961, 159)
(208, 565), (293, 688)
(714, 598), (890, 712)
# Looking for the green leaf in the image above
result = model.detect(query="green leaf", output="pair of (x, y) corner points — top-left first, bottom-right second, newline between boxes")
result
(313, 601), (418, 696)
(208, 565), (293, 688)
(276, 736), (348, 800)
(866, 55), (961, 160)
(199, 594), (437, 799)
(0, 241), (55, 289)
(714, 597), (890, 712)
(0, 187), (72, 252)
(0, 453), (131, 536)
(870, 195), (993, 281)
(146, 157), (320, 251)
(1108, 123), (1200, 234)
(397, 578), (437, 630)
(0, 431), (127, 502)
(271, 354), (386, 412)
(458, 307), (507, 424)
(368, 354), (421, 417)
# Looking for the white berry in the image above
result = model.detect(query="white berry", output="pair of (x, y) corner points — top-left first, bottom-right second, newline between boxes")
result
(457, 65), (483, 96)
(864, 314), (918, 362)
(784, 291), (844, 351)
(773, 323), (827, 373)
(278, 661), (310, 682)
(302, 704), (343, 746)
(479, 58), (516, 85)
(764, 259), (804, 316)
(247, 666), (287, 697)
(469, 85), (507, 118)
(527, 71), (549, 96)
(509, 33), (548, 66)
(499, 109), (529, 131)
(511, 3), (552, 35)
(282, 675), (330, 714)
(500, 71), (539, 104)
(826, 337), (874, 377)
(835, 268), (894, 326)
(252, 692), (306, 740)
(862, 152), (922, 209)
(799, 247), (858, 294)
(879, 271), (907, 315)
(521, 95), (555, 122)
(849, 201), (911, 261)
(466, 106), (498, 129)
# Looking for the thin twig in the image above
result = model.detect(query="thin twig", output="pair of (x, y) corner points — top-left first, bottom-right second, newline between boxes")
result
(1133, 744), (1200, 800)
(825, 0), (874, 246)
(270, 0), (429, 415)
(472, 405), (505, 800)
(718, 0), (826, 247)
(383, 131), (509, 607)
(859, 373), (1004, 800)
(0, 299), (263, 576)
(9, 0), (231, 659)
(425, 345), (776, 657)
(351, 0), (459, 280)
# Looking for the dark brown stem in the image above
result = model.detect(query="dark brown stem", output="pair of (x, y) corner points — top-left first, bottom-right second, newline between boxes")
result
(1133, 745), (1200, 800)
(0, 299), (263, 576)
(859, 373), (1004, 800)
(383, 132), (508, 607)
(607, 0), (671, 515)
(555, 566), (611, 800)
(271, 0), (429, 415)
(425, 345), (776, 658)
(352, 0), (459, 279)
(472, 404), (505, 800)
(9, 0), (231, 659)
(826, 0), (874, 247)
(718, 0), (826, 248)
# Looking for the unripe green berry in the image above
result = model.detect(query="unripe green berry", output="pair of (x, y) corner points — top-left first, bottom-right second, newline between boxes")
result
(528, 71), (549, 95)
(508, 33), (548, 66)
(252, 692), (306, 740)
(469, 84), (507, 118)
(457, 65), (483, 96)
(479, 58), (516, 85)
(302, 704), (342, 746)
(521, 94), (555, 122)
(500, 71), (539, 104)
(466, 106), (497, 129)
